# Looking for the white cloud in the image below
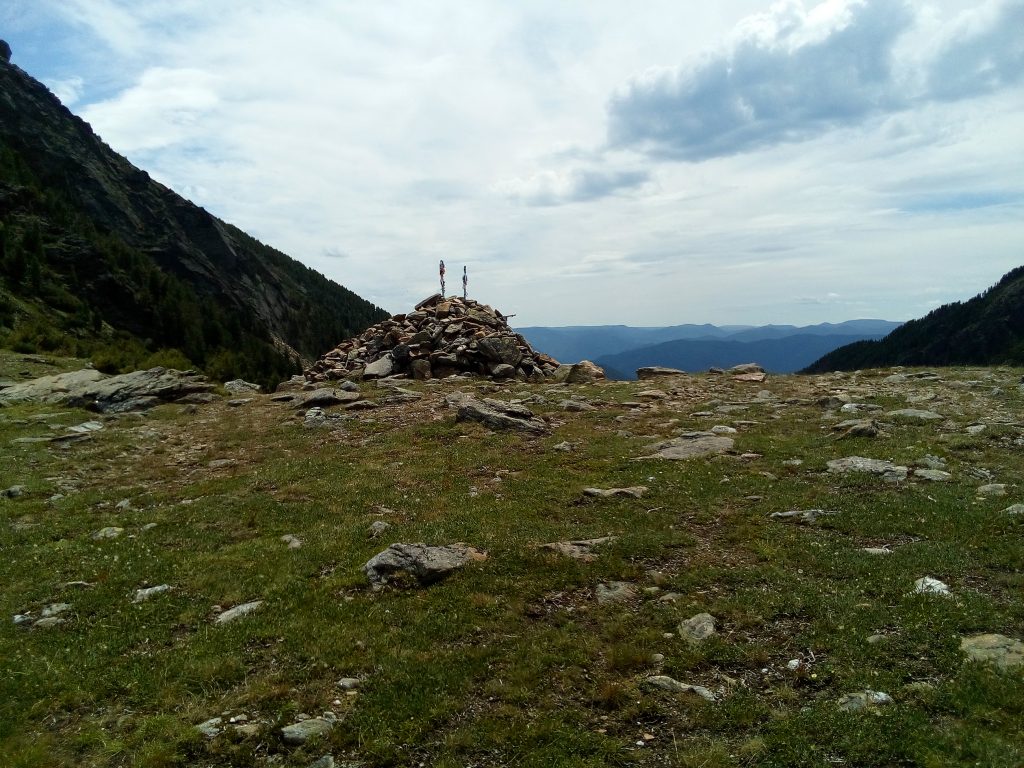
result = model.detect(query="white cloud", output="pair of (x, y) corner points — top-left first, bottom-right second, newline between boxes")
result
(11, 0), (1023, 328)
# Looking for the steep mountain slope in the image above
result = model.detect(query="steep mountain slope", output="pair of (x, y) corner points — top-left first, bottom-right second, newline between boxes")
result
(0, 44), (386, 386)
(805, 266), (1024, 373)
(595, 333), (891, 379)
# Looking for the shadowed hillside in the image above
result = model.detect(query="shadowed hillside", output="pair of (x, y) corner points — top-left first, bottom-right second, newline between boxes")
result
(0, 46), (386, 388)
(805, 266), (1024, 373)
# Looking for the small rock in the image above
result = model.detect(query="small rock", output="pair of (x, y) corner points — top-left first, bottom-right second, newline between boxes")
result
(837, 690), (892, 711)
(1, 485), (26, 499)
(639, 433), (734, 460)
(769, 509), (836, 525)
(308, 757), (336, 768)
(861, 547), (892, 556)
(912, 576), (950, 596)
(215, 600), (263, 624)
(92, 526), (124, 540)
(643, 676), (716, 701)
(539, 537), (615, 562)
(364, 543), (487, 589)
(207, 459), (237, 469)
(977, 483), (1007, 497)
(281, 716), (335, 745)
(133, 585), (172, 603)
(582, 486), (647, 499)
(12, 614), (34, 626)
(281, 534), (303, 549)
(196, 717), (223, 738)
(678, 613), (716, 643)
(887, 409), (942, 422)
(827, 456), (908, 482)
(914, 469), (951, 482)
(226, 398), (252, 407)
(1004, 504), (1024, 515)
(224, 379), (261, 394)
(336, 677), (361, 690)
(552, 441), (574, 452)
(41, 603), (71, 618)
(959, 633), (1024, 669)
(965, 424), (987, 435)
(32, 617), (66, 629)
(596, 581), (637, 604)
(368, 520), (392, 538)
(710, 425), (737, 435)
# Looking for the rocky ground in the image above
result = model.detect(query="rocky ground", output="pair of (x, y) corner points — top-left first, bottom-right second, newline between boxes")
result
(1, 352), (1023, 767)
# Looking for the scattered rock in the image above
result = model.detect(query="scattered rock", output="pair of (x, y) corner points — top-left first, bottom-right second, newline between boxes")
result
(133, 585), (172, 603)
(678, 613), (717, 643)
(639, 433), (734, 460)
(224, 379), (261, 394)
(912, 576), (950, 596)
(450, 396), (548, 434)
(977, 483), (1007, 497)
(552, 441), (574, 452)
(636, 366), (687, 379)
(833, 419), (879, 438)
(281, 715), (336, 745)
(769, 509), (837, 524)
(196, 717), (223, 738)
(41, 603), (71, 618)
(959, 633), (1024, 669)
(837, 690), (893, 711)
(32, 617), (66, 629)
(1004, 504), (1024, 515)
(12, 614), (34, 626)
(861, 547), (892, 556)
(596, 581), (637, 604)
(582, 486), (647, 499)
(913, 469), (951, 482)
(965, 424), (987, 435)
(364, 543), (487, 589)
(215, 600), (264, 624)
(643, 676), (716, 701)
(710, 425), (737, 435)
(840, 402), (882, 414)
(827, 456), (908, 482)
(0, 367), (214, 413)
(207, 459), (237, 469)
(1, 485), (26, 499)
(539, 537), (615, 562)
(336, 677), (361, 690)
(92, 527), (124, 540)
(368, 520), (392, 538)
(887, 408), (943, 422)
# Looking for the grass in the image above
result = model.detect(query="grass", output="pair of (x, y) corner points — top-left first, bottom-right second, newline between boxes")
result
(1, 360), (1023, 766)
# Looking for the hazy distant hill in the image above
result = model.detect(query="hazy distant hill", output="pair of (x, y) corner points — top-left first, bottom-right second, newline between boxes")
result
(515, 324), (747, 364)
(596, 333), (893, 379)
(518, 320), (901, 376)
(0, 44), (386, 387)
(805, 266), (1024, 372)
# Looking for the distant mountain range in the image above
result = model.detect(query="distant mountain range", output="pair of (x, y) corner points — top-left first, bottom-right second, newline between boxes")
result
(805, 266), (1024, 372)
(517, 320), (901, 379)
(0, 45), (386, 387)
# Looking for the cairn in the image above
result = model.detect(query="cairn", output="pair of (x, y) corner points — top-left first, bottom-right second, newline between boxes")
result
(305, 294), (561, 383)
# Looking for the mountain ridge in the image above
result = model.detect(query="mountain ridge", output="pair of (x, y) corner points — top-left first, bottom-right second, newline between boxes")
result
(0, 46), (387, 387)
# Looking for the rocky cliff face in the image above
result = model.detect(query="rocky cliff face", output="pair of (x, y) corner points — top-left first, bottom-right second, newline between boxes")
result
(0, 44), (386, 365)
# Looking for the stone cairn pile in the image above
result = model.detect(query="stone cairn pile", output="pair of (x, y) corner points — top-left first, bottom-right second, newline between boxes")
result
(305, 294), (562, 383)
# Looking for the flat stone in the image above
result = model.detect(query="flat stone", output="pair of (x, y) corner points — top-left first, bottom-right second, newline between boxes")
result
(41, 603), (71, 618)
(582, 486), (647, 499)
(133, 585), (172, 603)
(914, 469), (951, 482)
(1004, 504), (1024, 515)
(196, 717), (223, 738)
(861, 547), (892, 556)
(539, 537), (615, 562)
(959, 633), (1024, 669)
(639, 433), (734, 460)
(224, 379), (261, 394)
(679, 613), (716, 643)
(296, 388), (361, 409)
(827, 456), (908, 482)
(450, 396), (548, 434)
(32, 617), (66, 629)
(837, 690), (892, 711)
(636, 366), (687, 379)
(226, 398), (252, 407)
(966, 424), (987, 435)
(643, 676), (716, 701)
(596, 581), (637, 604)
(728, 363), (764, 374)
(887, 409), (942, 422)
(281, 716), (335, 745)
(364, 543), (487, 589)
(215, 600), (264, 624)
(977, 484), (1007, 497)
(912, 576), (950, 596)
(769, 509), (837, 525)
(1, 485), (26, 499)
(92, 526), (124, 540)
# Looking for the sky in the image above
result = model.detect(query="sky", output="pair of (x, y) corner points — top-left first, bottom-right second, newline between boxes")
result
(2, 0), (1023, 327)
